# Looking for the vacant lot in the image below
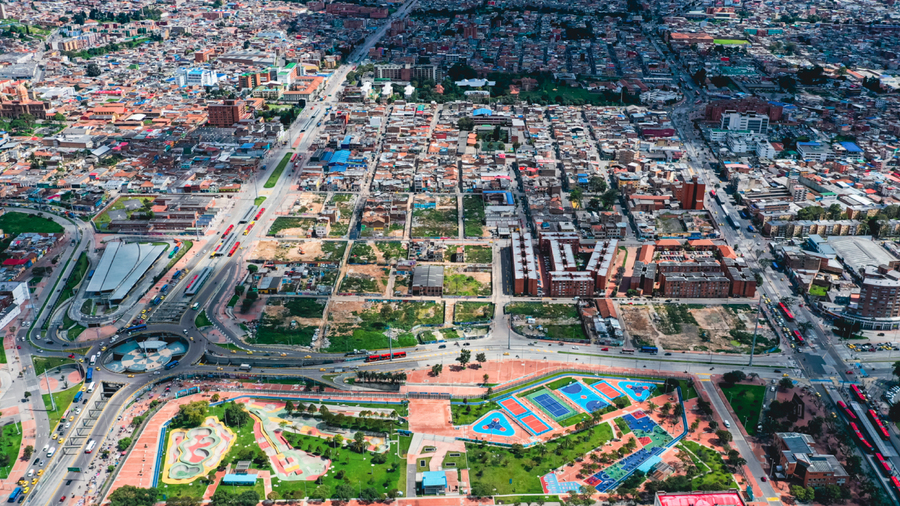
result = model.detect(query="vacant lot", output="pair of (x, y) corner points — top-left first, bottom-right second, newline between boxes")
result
(289, 192), (326, 214)
(93, 197), (154, 228)
(464, 245), (492, 263)
(454, 302), (494, 323)
(251, 240), (346, 263)
(463, 196), (486, 238)
(339, 265), (389, 295)
(619, 304), (771, 353)
(443, 267), (491, 296)
(326, 300), (442, 352)
(257, 304), (320, 346)
(348, 241), (407, 265)
(411, 197), (458, 238)
(506, 302), (577, 319)
(268, 217), (318, 237)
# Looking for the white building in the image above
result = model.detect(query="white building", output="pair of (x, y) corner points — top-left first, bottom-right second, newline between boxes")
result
(756, 140), (777, 159)
(720, 111), (769, 134)
(175, 68), (220, 87)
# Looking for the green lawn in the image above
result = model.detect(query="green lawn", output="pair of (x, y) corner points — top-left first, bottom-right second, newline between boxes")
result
(284, 298), (327, 318)
(464, 245), (492, 263)
(0, 423), (22, 479)
(0, 212), (64, 256)
(33, 356), (75, 375)
(720, 383), (766, 435)
(194, 310), (212, 328)
(93, 196), (154, 227)
(325, 301), (442, 353)
(454, 302), (494, 324)
(467, 422), (613, 494)
(43, 383), (83, 431)
(0, 343), (6, 365)
(268, 217), (317, 236)
(375, 242), (407, 264)
(328, 222), (350, 237)
(713, 39), (749, 45)
(254, 197), (267, 206)
(682, 440), (738, 490)
(264, 152), (294, 189)
(253, 322), (318, 346)
(809, 285), (827, 296)
(451, 402), (497, 425)
(505, 303), (577, 319)
(275, 432), (404, 499)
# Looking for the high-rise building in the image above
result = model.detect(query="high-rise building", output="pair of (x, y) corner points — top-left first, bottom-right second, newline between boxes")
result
(855, 265), (900, 319)
(720, 111), (769, 134)
(675, 175), (706, 210)
(207, 99), (249, 127)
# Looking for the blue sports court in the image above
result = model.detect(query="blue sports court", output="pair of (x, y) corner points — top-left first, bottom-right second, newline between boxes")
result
(470, 411), (515, 437)
(533, 393), (570, 418)
(558, 381), (609, 413)
(541, 473), (582, 494)
(618, 381), (656, 402)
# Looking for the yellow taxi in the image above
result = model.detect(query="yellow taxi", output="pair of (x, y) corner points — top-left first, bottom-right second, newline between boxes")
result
(304, 355), (312, 359)
(37, 470), (43, 476)
(217, 367), (223, 371)
(58, 437), (64, 444)
(280, 353), (287, 357)
(101, 346), (107, 352)
(319, 368), (327, 372)
(231, 350), (237, 354)
(503, 352), (510, 356)
(22, 487), (29, 494)
(69, 416), (75, 422)
(190, 336), (194, 341)
(127, 374), (135, 378)
(31, 478), (37, 485)
(783, 373), (789, 377)
(246, 351), (253, 355)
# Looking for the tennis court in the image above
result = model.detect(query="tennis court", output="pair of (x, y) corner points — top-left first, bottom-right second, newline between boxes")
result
(500, 397), (527, 416)
(593, 381), (623, 400)
(520, 414), (550, 434)
(526, 389), (574, 421)
(558, 381), (609, 413)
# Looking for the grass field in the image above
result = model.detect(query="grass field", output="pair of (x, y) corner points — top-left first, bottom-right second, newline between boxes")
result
(326, 301), (441, 353)
(682, 440), (738, 490)
(264, 152), (293, 189)
(254, 322), (318, 346)
(0, 213), (64, 256)
(276, 432), (404, 499)
(454, 302), (494, 323)
(809, 285), (827, 296)
(720, 383), (765, 435)
(463, 196), (485, 237)
(451, 402), (497, 425)
(43, 383), (83, 430)
(464, 245), (492, 263)
(412, 207), (458, 238)
(0, 423), (22, 479)
(284, 298), (327, 318)
(33, 356), (75, 375)
(93, 197), (155, 227)
(713, 39), (749, 45)
(444, 273), (491, 296)
(467, 422), (613, 494)
(268, 217), (317, 236)
(254, 197), (267, 206)
(194, 310), (212, 328)
(0, 344), (5, 365)
(505, 303), (577, 319)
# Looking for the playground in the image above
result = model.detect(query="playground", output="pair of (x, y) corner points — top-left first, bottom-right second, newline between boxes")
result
(469, 411), (516, 438)
(615, 380), (657, 403)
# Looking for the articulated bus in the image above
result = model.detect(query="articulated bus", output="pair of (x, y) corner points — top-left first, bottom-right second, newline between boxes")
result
(365, 351), (407, 362)
(621, 348), (636, 355)
(778, 302), (795, 321)
(791, 330), (805, 346)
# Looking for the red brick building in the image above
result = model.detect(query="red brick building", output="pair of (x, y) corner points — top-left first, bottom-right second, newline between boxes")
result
(208, 99), (250, 127)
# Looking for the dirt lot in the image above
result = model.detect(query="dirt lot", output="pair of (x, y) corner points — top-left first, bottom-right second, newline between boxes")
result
(619, 304), (758, 353)
(290, 192), (325, 214)
(250, 240), (339, 262)
(264, 305), (324, 328)
(328, 301), (372, 323)
(339, 264), (389, 295)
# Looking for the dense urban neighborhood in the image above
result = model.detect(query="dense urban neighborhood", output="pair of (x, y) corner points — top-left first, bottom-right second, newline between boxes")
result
(1, 0), (900, 505)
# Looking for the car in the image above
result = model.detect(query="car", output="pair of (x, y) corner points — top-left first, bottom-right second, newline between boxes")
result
(773, 369), (781, 373)
(17, 345), (21, 349)
(503, 352), (510, 356)
(878, 332), (886, 336)
(280, 353), (287, 357)
(184, 329), (189, 335)
(304, 355), (312, 359)
(59, 496), (66, 502)
(68, 416), (74, 421)
(38, 460), (44, 467)
(67, 354), (74, 358)
(846, 370), (854, 375)
(231, 350), (237, 354)
(246, 351), (253, 355)
(761, 476), (767, 482)
(463, 342), (470, 346)
(64, 423), (70, 429)
(217, 367), (223, 371)
(31, 478), (37, 485)
(601, 347), (609, 351)
(57, 438), (64, 444)
(37, 470), (43, 476)
(127, 374), (134, 378)
(438, 344), (446, 349)
(665, 352), (672, 356)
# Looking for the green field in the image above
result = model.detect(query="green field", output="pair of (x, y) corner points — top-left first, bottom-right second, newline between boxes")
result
(254, 196), (267, 206)
(809, 285), (827, 296)
(505, 303), (577, 319)
(194, 310), (212, 328)
(0, 343), (5, 364)
(463, 196), (485, 237)
(682, 441), (739, 490)
(283, 298), (327, 318)
(253, 322), (318, 346)
(33, 356), (75, 375)
(454, 302), (494, 323)
(443, 273), (491, 296)
(464, 245), (492, 263)
(0, 423), (22, 479)
(0, 212), (64, 256)
(411, 207), (458, 238)
(268, 217), (317, 236)
(467, 422), (613, 495)
(43, 383), (83, 430)
(264, 152), (294, 189)
(720, 383), (766, 435)
(713, 39), (749, 45)
(93, 196), (155, 227)
(326, 301), (441, 353)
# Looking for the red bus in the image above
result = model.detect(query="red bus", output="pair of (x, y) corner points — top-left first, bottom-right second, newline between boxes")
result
(365, 351), (407, 362)
(254, 208), (265, 221)
(228, 242), (240, 257)
(621, 348), (636, 355)
(778, 302), (794, 321)
(851, 384), (867, 403)
(877, 453), (893, 475)
(891, 476), (900, 494)
(290, 153), (298, 163)
(223, 224), (234, 236)
(791, 330), (805, 345)
(837, 401), (857, 420)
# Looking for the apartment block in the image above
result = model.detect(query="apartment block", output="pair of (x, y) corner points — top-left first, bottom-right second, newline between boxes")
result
(510, 231), (539, 296)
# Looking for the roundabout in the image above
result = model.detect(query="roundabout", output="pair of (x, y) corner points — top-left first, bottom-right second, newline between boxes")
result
(101, 332), (189, 373)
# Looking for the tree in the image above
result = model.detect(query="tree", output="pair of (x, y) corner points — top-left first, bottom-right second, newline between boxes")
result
(689, 420), (700, 434)
(779, 377), (794, 390)
(723, 370), (746, 385)
(790, 485), (813, 502)
(827, 203), (843, 220)
(889, 403), (900, 423)
(660, 402), (672, 417)
(447, 62), (476, 81)
(167, 497), (200, 506)
(211, 488), (259, 506)
(284, 399), (294, 415)
(86, 63), (102, 77)
(476, 352), (486, 368)
(117, 437), (133, 451)
(108, 486), (158, 506)
(247, 264), (259, 274)
(223, 401), (251, 428)
(22, 445), (33, 460)
(176, 401), (209, 427)
(457, 117), (474, 131)
(457, 349), (471, 368)
(570, 187), (584, 207)
(211, 393), (220, 402)
(334, 482), (356, 500)
(692, 68), (707, 87)
(647, 401), (657, 414)
(716, 429), (733, 444)
(483, 373), (490, 385)
(431, 364), (443, 377)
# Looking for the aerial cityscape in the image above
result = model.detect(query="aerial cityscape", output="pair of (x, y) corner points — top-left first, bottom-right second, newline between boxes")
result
(0, 0), (900, 505)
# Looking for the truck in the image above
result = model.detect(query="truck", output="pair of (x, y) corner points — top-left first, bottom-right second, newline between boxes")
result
(240, 364), (252, 371)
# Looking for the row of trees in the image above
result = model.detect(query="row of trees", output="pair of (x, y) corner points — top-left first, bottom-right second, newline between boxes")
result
(281, 400), (401, 434)
(353, 370), (407, 384)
